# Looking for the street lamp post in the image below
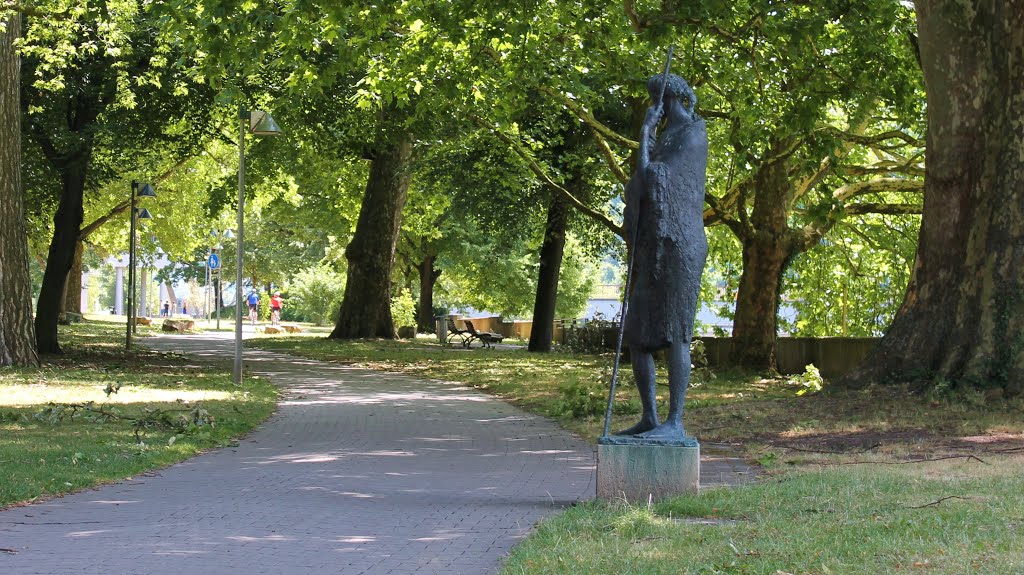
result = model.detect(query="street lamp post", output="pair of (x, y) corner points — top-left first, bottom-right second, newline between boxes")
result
(126, 180), (155, 350)
(235, 108), (282, 385)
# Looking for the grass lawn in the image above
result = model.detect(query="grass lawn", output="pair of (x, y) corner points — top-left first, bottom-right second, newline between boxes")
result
(504, 459), (1024, 574)
(248, 333), (1024, 575)
(0, 318), (277, 508)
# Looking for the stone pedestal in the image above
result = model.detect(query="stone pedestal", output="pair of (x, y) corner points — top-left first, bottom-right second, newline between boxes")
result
(596, 438), (699, 502)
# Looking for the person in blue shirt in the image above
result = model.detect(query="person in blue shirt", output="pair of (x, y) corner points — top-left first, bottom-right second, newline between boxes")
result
(246, 290), (260, 325)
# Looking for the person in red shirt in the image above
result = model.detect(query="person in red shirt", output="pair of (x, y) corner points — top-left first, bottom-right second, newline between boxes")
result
(270, 292), (284, 325)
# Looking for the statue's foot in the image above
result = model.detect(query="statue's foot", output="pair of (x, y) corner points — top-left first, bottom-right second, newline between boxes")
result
(636, 422), (690, 441)
(615, 418), (659, 436)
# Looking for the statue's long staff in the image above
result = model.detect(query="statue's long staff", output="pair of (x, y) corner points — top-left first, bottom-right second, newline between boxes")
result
(602, 45), (674, 438)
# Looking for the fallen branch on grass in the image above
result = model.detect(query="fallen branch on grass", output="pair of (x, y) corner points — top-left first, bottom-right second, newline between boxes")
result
(776, 442), (882, 455)
(34, 401), (214, 443)
(831, 454), (990, 466)
(985, 446), (1024, 454)
(908, 495), (969, 509)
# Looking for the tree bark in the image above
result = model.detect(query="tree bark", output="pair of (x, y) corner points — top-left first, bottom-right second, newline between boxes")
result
(729, 153), (797, 370)
(415, 252), (441, 333)
(529, 193), (570, 352)
(0, 14), (39, 367)
(841, 0), (1024, 394)
(62, 241), (84, 317)
(35, 158), (89, 353)
(330, 136), (413, 339)
(731, 234), (792, 369)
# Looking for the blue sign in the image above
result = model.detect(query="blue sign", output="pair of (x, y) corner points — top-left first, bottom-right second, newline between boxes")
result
(208, 253), (220, 270)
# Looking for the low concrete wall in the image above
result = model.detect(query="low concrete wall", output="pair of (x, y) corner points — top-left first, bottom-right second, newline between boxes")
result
(444, 316), (876, 378)
(700, 337), (880, 379)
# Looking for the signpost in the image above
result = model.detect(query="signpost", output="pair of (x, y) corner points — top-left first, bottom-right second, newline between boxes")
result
(208, 252), (222, 329)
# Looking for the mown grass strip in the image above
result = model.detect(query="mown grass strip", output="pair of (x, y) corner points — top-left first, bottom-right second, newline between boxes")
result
(248, 335), (1024, 451)
(502, 460), (1024, 574)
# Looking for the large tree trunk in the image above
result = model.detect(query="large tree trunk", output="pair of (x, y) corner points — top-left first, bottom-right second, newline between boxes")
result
(731, 235), (791, 369)
(330, 137), (413, 339)
(842, 0), (1024, 394)
(415, 253), (440, 333)
(35, 158), (89, 353)
(62, 241), (84, 316)
(529, 193), (570, 352)
(729, 155), (796, 371)
(0, 14), (38, 367)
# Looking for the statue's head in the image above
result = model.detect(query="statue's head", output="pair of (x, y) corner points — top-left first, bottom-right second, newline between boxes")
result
(647, 73), (696, 111)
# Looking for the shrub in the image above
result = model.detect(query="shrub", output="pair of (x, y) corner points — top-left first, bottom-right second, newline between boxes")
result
(556, 366), (640, 419)
(288, 264), (346, 326)
(390, 288), (416, 328)
(561, 313), (618, 354)
(788, 363), (824, 395)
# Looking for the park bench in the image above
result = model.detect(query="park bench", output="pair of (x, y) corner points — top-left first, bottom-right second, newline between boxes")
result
(445, 317), (472, 347)
(463, 320), (504, 349)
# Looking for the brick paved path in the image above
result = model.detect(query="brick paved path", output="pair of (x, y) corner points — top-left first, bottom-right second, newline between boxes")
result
(1, 333), (753, 574)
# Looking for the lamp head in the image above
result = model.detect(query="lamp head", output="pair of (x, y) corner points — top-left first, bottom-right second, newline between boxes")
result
(134, 182), (156, 198)
(135, 207), (153, 219)
(249, 110), (282, 136)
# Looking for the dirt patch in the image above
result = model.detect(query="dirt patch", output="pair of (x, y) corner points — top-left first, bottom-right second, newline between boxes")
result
(762, 429), (1024, 457)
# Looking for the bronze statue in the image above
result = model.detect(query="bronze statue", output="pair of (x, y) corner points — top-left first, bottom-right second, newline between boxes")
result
(616, 72), (708, 442)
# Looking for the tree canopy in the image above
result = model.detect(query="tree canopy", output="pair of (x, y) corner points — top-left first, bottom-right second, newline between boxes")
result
(4, 0), (969, 370)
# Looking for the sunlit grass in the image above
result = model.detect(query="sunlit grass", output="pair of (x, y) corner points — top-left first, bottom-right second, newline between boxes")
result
(0, 372), (233, 406)
(248, 336), (1024, 455)
(0, 319), (276, 508)
(503, 459), (1024, 574)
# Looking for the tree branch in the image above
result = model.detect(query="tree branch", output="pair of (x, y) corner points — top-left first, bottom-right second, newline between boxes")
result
(79, 154), (194, 241)
(793, 104), (877, 204)
(818, 126), (924, 148)
(538, 85), (638, 150)
(907, 495), (968, 509)
(470, 114), (624, 238)
(844, 202), (922, 216)
(836, 161), (925, 178)
(833, 177), (924, 202)
(590, 129), (630, 186)
(623, 0), (645, 33)
(703, 191), (748, 237)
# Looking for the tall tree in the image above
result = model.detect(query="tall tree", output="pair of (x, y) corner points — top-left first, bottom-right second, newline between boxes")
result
(25, 33), (111, 352)
(529, 192), (570, 352)
(330, 134), (414, 339)
(457, 0), (924, 367)
(22, 1), (214, 352)
(842, 0), (1023, 394)
(0, 12), (39, 366)
(616, 1), (926, 370)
